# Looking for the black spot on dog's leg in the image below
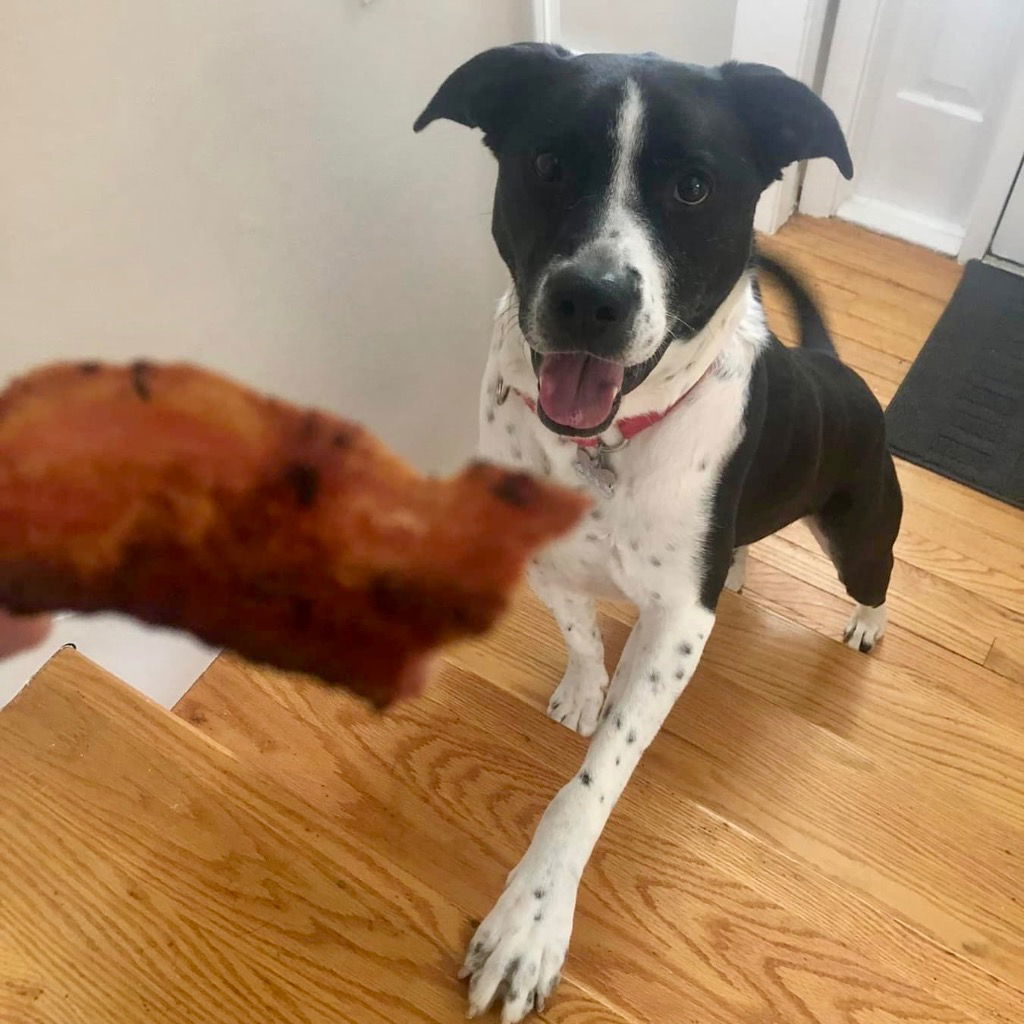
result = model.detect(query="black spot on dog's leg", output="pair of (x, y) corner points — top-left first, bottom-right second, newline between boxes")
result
(650, 556), (662, 567)
(580, 770), (592, 787)
(533, 888), (545, 900)
(675, 667), (686, 680)
(615, 714), (622, 730)
(627, 729), (637, 744)
(678, 641), (692, 656)
(615, 756), (621, 766)
(533, 912), (543, 923)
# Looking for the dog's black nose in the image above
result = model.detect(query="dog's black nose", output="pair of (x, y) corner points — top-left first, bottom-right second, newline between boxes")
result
(540, 265), (640, 357)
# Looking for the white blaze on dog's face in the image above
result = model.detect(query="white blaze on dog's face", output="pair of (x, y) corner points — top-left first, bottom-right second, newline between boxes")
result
(525, 79), (672, 433)
(599, 78), (670, 358)
(414, 45), (853, 438)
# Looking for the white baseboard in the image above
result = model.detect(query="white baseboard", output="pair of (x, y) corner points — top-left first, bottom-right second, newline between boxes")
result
(836, 195), (964, 255)
(0, 613), (217, 711)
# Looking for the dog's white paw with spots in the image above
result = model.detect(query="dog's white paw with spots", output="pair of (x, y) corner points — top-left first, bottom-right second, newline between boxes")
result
(461, 868), (575, 1022)
(844, 602), (887, 653)
(547, 666), (606, 737)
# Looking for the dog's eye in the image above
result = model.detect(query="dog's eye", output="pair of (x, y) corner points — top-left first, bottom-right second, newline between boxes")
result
(673, 172), (712, 206)
(534, 152), (562, 183)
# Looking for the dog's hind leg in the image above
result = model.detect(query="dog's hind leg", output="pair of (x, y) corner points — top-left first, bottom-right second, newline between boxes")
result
(811, 452), (902, 653)
(530, 569), (608, 737)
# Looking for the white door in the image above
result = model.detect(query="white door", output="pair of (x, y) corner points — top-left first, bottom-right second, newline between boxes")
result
(801, 0), (1024, 255)
(991, 164), (1024, 266)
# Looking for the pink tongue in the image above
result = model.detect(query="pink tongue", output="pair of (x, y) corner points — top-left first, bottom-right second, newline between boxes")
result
(538, 353), (625, 430)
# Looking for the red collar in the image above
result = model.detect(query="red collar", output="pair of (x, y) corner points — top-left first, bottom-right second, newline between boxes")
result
(515, 365), (711, 448)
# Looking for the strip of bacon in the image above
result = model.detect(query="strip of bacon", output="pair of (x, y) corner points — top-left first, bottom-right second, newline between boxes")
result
(0, 362), (585, 705)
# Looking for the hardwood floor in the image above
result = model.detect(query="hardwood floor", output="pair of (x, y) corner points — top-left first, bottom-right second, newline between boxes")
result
(4, 216), (1021, 1023)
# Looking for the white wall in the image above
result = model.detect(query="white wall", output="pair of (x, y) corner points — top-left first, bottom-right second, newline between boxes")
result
(2, 0), (529, 472)
(0, 0), (529, 706)
(560, 0), (737, 65)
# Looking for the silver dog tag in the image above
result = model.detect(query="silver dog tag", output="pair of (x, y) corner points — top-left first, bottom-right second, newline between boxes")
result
(574, 445), (617, 497)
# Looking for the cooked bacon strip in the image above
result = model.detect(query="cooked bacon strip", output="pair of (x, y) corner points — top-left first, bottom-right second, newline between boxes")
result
(0, 362), (585, 704)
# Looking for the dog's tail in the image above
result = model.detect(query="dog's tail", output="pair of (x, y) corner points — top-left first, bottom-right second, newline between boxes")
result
(755, 252), (837, 356)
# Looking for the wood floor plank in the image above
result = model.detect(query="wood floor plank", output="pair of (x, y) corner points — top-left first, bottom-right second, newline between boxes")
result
(763, 280), (931, 362)
(761, 237), (949, 338)
(708, 599), (1024, 819)
(764, 215), (963, 302)
(753, 531), (1024, 665)
(174, 654), (1017, 1024)
(0, 651), (629, 1024)
(740, 555), (1024, 731)
(986, 637), (1024, 682)
(894, 460), (1024, 552)
(777, 515), (1024, 620)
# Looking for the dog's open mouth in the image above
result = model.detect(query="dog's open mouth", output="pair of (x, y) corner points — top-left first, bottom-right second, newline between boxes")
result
(537, 353), (625, 431)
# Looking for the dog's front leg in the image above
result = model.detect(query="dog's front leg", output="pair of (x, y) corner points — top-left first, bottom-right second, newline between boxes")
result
(529, 567), (608, 737)
(463, 599), (715, 1022)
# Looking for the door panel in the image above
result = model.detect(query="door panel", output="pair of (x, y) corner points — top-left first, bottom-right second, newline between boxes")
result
(810, 0), (1024, 253)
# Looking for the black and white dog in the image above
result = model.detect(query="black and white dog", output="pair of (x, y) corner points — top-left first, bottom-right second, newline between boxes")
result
(415, 44), (901, 1021)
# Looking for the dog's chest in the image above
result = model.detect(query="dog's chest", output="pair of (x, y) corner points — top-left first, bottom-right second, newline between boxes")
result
(480, 386), (727, 602)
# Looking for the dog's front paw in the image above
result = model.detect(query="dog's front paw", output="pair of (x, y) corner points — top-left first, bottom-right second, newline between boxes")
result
(461, 869), (575, 1022)
(844, 602), (887, 653)
(548, 666), (606, 737)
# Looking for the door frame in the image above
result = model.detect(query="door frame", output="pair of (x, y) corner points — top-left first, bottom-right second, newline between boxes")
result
(732, 0), (834, 235)
(532, 0), (560, 44)
(797, 0), (884, 221)
(959, 57), (1024, 262)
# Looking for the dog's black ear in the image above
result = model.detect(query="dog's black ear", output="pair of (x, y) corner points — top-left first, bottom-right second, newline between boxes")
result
(720, 62), (853, 185)
(414, 43), (571, 148)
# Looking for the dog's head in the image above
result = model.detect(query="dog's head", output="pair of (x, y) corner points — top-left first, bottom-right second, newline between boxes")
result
(415, 45), (851, 437)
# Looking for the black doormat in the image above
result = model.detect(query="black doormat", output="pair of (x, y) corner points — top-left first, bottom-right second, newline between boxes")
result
(885, 259), (1024, 509)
